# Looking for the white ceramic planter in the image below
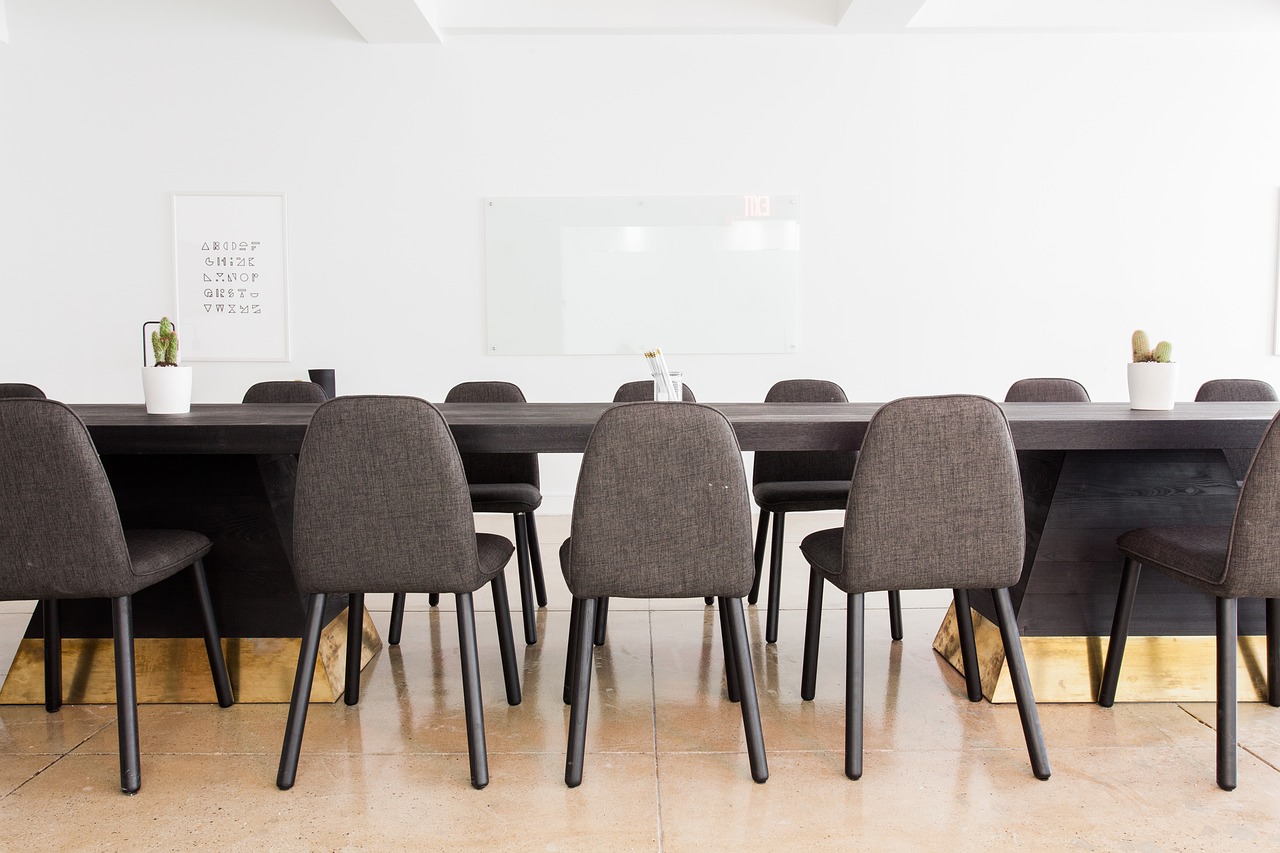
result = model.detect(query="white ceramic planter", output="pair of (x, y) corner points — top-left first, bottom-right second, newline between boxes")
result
(1127, 362), (1178, 411)
(141, 366), (193, 414)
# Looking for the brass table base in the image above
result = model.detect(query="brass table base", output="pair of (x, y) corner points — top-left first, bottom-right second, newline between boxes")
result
(932, 602), (1273, 704)
(0, 606), (381, 705)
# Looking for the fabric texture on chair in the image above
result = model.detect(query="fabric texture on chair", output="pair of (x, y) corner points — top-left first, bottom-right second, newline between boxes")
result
(1195, 379), (1279, 403)
(752, 379), (855, 501)
(612, 380), (697, 403)
(1099, 408), (1280, 790)
(0, 383), (46, 399)
(0, 399), (208, 599)
(563, 403), (753, 600)
(242, 381), (329, 404)
(559, 401), (767, 787)
(445, 381), (541, 505)
(750, 378), (862, 644)
(1003, 378), (1091, 403)
(437, 380), (546, 646)
(0, 397), (232, 794)
(292, 395), (506, 595)
(797, 394), (1048, 782)
(280, 394), (520, 793)
(1194, 379), (1279, 481)
(823, 395), (1024, 593)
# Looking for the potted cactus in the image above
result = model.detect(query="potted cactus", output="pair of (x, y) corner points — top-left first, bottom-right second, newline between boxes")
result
(141, 317), (193, 414)
(1127, 329), (1177, 410)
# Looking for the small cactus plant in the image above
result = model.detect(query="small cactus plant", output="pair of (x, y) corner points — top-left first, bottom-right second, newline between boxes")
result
(151, 317), (179, 366)
(1131, 329), (1172, 364)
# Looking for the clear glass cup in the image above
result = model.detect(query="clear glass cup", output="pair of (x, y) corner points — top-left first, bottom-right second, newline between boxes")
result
(653, 371), (683, 402)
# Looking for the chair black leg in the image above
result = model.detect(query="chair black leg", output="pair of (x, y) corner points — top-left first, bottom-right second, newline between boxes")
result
(1266, 598), (1279, 708)
(565, 597), (597, 788)
(190, 559), (234, 707)
(765, 512), (786, 644)
(490, 573), (522, 706)
(112, 595), (141, 795)
(388, 593), (407, 645)
(1098, 557), (1142, 707)
(846, 592), (865, 781)
(563, 597), (582, 706)
(726, 597), (768, 783)
(514, 513), (538, 645)
(278, 594), (326, 790)
(888, 590), (904, 641)
(456, 591), (489, 790)
(800, 569), (825, 701)
(428, 592), (440, 607)
(953, 589), (983, 702)
(718, 596), (740, 703)
(42, 599), (61, 713)
(593, 597), (609, 646)
(749, 510), (770, 605)
(345, 593), (364, 706)
(526, 512), (548, 608)
(992, 587), (1051, 780)
(1217, 596), (1238, 791)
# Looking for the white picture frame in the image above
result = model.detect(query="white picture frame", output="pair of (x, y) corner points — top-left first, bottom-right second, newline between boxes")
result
(172, 192), (290, 362)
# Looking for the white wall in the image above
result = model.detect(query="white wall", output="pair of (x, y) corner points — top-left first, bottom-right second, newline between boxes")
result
(3, 1), (1279, 508)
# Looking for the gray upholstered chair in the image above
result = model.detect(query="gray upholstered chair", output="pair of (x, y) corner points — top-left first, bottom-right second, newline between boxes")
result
(797, 395), (1050, 781)
(0, 383), (46, 399)
(389, 381), (546, 646)
(560, 402), (767, 787)
(612, 379), (697, 402)
(1004, 378), (1091, 403)
(0, 398), (233, 794)
(1098, 408), (1280, 791)
(752, 379), (902, 645)
(242, 380), (329, 405)
(1196, 379), (1278, 402)
(1195, 380), (1279, 482)
(277, 395), (520, 792)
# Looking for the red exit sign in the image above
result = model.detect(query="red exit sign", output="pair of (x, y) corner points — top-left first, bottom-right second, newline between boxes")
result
(743, 195), (772, 217)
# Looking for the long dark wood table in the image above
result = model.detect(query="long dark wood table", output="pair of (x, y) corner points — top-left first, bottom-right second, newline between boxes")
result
(3, 400), (1276, 705)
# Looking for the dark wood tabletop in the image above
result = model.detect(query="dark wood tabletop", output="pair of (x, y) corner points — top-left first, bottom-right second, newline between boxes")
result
(70, 400), (1280, 455)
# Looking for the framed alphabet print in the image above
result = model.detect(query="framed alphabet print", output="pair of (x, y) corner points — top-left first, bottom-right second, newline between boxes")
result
(172, 192), (291, 361)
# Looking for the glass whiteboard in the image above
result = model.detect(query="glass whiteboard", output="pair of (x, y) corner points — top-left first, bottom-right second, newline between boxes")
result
(484, 196), (800, 355)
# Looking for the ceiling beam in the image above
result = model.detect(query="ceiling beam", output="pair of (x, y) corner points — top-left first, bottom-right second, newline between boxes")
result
(836, 0), (929, 32)
(328, 0), (442, 44)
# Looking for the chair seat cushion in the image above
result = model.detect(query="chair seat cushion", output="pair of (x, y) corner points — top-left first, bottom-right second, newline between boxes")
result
(798, 527), (844, 577)
(476, 532), (516, 579)
(753, 480), (849, 513)
(469, 483), (543, 514)
(1116, 525), (1231, 595)
(123, 529), (213, 593)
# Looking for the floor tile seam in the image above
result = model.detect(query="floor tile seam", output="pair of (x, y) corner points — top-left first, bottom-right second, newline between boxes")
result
(649, 608), (665, 853)
(1, 717), (115, 799)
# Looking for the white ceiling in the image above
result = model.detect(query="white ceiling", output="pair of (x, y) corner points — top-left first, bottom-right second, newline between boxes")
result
(328, 0), (1280, 43)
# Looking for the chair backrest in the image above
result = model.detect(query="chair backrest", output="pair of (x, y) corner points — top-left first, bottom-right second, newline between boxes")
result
(838, 395), (1024, 593)
(1195, 379), (1278, 402)
(292, 396), (486, 595)
(242, 381), (329, 404)
(0, 383), (46, 399)
(1223, 409), (1280, 596)
(0, 399), (134, 600)
(752, 379), (856, 485)
(1004, 378), (1091, 403)
(612, 380), (697, 403)
(444, 381), (540, 488)
(565, 402), (753, 599)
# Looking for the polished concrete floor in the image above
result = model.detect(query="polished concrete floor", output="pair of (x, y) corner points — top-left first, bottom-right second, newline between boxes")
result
(2, 513), (1279, 851)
